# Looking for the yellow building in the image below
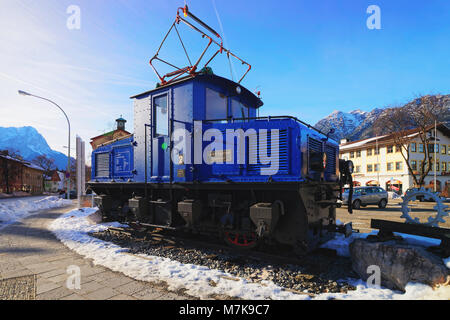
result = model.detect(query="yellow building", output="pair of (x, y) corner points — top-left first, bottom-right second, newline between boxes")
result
(339, 124), (450, 196)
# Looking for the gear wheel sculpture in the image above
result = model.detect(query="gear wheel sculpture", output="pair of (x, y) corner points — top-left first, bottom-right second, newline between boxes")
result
(400, 188), (449, 227)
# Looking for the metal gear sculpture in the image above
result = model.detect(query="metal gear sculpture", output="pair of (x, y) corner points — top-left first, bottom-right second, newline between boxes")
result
(400, 188), (449, 227)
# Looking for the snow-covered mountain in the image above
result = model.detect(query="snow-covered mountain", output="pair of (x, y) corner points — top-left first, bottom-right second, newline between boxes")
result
(0, 126), (70, 170)
(315, 94), (450, 142)
(314, 108), (384, 142)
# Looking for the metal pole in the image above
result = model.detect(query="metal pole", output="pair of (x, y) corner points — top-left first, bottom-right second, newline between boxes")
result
(18, 91), (71, 199)
(434, 120), (437, 192)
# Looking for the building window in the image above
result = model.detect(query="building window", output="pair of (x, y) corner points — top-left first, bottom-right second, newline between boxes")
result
(154, 94), (168, 136)
(410, 143), (416, 152)
(367, 164), (373, 172)
(395, 145), (401, 153)
(387, 145), (394, 153)
(350, 152), (354, 159)
(448, 145), (450, 155)
(356, 150), (361, 158)
(428, 143), (439, 153)
(442, 145), (447, 155)
(387, 162), (393, 171)
(396, 162), (403, 171)
(436, 161), (440, 172)
(355, 165), (361, 173)
(374, 148), (380, 155)
(367, 149), (372, 156)
(444, 162), (448, 172)
(418, 144), (424, 153)
(411, 160), (417, 171)
(374, 164), (380, 172)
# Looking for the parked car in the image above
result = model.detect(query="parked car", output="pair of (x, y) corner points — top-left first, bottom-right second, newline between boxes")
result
(342, 186), (388, 209)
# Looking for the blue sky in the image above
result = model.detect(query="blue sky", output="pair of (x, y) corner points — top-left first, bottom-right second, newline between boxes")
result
(0, 0), (449, 161)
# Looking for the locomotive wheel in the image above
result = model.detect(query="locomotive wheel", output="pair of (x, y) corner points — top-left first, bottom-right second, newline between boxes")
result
(224, 231), (259, 249)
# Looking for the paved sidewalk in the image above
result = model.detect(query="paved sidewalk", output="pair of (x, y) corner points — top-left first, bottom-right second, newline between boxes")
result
(0, 205), (189, 300)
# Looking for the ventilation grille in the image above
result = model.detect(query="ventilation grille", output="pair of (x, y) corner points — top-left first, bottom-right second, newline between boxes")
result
(248, 129), (289, 175)
(325, 145), (337, 175)
(308, 137), (322, 172)
(95, 153), (110, 177)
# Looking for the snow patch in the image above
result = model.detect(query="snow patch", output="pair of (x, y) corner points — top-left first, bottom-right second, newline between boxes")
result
(49, 208), (450, 300)
(0, 196), (72, 229)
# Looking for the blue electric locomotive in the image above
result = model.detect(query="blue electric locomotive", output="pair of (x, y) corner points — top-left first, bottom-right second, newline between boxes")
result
(88, 6), (354, 255)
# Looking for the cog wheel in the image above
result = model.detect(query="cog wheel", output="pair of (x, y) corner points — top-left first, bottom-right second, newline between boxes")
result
(400, 188), (449, 227)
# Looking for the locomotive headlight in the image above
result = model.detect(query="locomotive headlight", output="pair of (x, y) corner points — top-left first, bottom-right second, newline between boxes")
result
(236, 86), (242, 94)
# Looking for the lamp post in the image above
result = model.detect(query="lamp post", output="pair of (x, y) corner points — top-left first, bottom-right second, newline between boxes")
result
(18, 90), (71, 200)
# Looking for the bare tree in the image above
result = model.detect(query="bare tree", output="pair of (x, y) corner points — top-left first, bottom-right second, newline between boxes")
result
(32, 155), (56, 175)
(32, 155), (56, 191)
(373, 95), (448, 187)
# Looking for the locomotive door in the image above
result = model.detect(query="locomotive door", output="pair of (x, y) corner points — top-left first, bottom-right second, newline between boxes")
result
(152, 93), (171, 181)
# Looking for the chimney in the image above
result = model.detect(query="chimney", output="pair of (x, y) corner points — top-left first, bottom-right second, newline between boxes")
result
(116, 116), (126, 131)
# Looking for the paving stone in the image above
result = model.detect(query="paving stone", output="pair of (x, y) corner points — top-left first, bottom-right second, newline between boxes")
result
(39, 268), (66, 279)
(36, 281), (60, 295)
(0, 268), (35, 280)
(115, 281), (147, 295)
(77, 280), (105, 295)
(132, 287), (164, 300)
(37, 286), (73, 300)
(26, 262), (60, 275)
(46, 273), (70, 285)
(84, 271), (117, 283)
(99, 275), (134, 288)
(84, 287), (118, 300)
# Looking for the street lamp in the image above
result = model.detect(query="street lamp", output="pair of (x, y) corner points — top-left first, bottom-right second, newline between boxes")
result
(18, 90), (72, 200)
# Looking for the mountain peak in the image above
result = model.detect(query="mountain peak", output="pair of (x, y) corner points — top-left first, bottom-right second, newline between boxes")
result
(0, 126), (69, 170)
(314, 95), (450, 142)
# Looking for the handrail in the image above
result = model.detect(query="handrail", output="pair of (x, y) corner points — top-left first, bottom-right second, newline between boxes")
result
(195, 116), (332, 138)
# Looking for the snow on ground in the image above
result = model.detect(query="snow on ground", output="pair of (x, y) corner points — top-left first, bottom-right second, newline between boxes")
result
(50, 208), (450, 300)
(0, 196), (72, 229)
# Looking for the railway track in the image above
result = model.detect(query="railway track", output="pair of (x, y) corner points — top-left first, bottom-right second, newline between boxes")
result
(91, 223), (357, 296)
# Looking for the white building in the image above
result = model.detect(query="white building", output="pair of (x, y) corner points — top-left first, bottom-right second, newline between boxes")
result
(339, 124), (450, 196)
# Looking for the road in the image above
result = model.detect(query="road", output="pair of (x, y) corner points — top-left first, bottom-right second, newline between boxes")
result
(336, 199), (450, 233)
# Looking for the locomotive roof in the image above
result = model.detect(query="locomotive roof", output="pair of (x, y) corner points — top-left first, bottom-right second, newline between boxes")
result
(130, 73), (263, 108)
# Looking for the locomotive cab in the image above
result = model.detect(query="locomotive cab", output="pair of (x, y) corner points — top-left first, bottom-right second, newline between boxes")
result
(130, 73), (262, 184)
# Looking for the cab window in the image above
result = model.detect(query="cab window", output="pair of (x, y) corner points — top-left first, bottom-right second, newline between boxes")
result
(206, 88), (227, 120)
(231, 99), (249, 121)
(154, 94), (168, 136)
